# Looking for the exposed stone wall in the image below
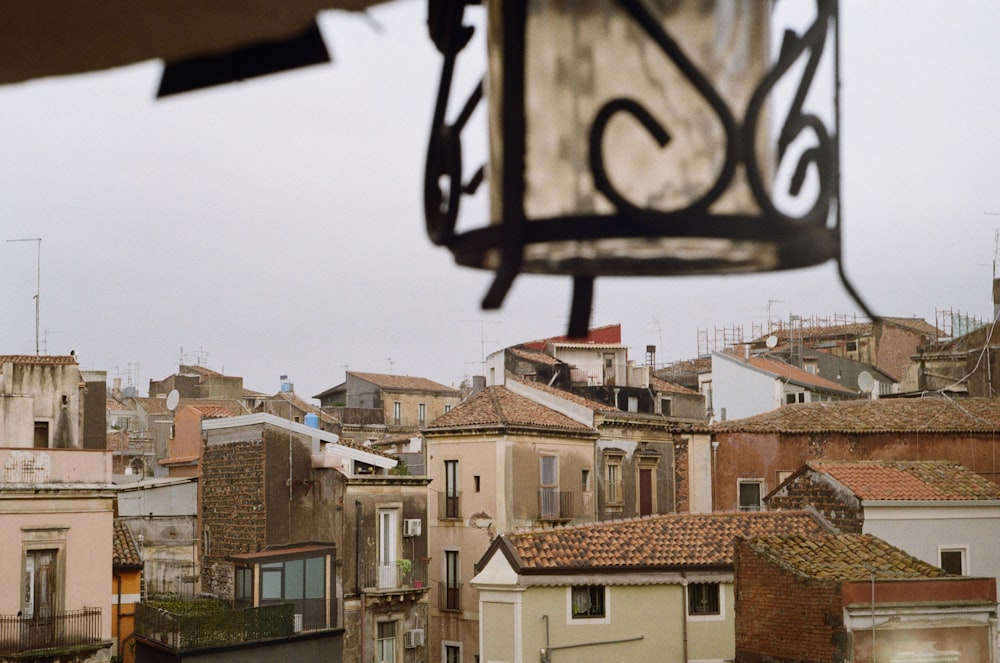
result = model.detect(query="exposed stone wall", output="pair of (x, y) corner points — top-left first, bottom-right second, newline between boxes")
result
(200, 438), (266, 599)
(673, 436), (689, 513)
(734, 537), (847, 663)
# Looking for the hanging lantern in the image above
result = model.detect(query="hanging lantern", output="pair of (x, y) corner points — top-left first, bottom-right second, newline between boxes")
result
(426, 0), (869, 336)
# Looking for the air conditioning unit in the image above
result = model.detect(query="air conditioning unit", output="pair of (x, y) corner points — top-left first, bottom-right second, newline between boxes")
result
(403, 518), (422, 537)
(403, 629), (425, 649)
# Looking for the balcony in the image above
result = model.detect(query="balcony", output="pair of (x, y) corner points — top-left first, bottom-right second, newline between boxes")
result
(359, 560), (428, 593)
(437, 490), (462, 521)
(437, 581), (462, 612)
(538, 488), (577, 522)
(135, 601), (295, 651)
(0, 608), (103, 656)
(0, 447), (112, 484)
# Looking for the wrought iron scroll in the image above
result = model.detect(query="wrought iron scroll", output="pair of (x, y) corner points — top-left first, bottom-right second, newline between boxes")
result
(593, 0), (837, 226)
(424, 0), (485, 246)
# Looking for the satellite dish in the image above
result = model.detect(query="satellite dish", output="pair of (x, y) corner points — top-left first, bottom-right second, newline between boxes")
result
(166, 389), (180, 411)
(857, 371), (875, 394)
(765, 335), (778, 349)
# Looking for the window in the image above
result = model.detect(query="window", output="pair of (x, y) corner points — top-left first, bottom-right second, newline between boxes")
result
(940, 547), (967, 575)
(444, 460), (460, 519)
(776, 470), (793, 486)
(377, 621), (397, 663)
(473, 475), (480, 493)
(605, 455), (624, 505)
(846, 341), (858, 352)
(688, 583), (720, 616)
(445, 551), (460, 611)
(539, 455), (559, 518)
(234, 567), (253, 609)
(393, 401), (401, 425)
(785, 392), (807, 404)
(378, 508), (399, 588)
(444, 643), (461, 663)
(23, 549), (57, 618)
(581, 469), (591, 493)
(251, 553), (330, 629)
(660, 398), (672, 416)
(444, 404), (452, 414)
(627, 396), (638, 412)
(33, 422), (48, 448)
(738, 479), (763, 512)
(571, 585), (606, 619)
(418, 403), (426, 426)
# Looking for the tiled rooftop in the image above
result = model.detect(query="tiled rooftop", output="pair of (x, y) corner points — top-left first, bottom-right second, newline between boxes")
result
(809, 460), (1000, 501)
(744, 533), (948, 581)
(512, 378), (619, 412)
(113, 520), (143, 569)
(717, 351), (856, 394)
(425, 386), (592, 432)
(178, 398), (247, 417)
(521, 324), (622, 351)
(0, 354), (78, 365)
(270, 390), (339, 425)
(350, 372), (458, 394)
(508, 346), (562, 366)
(649, 376), (699, 395)
(134, 397), (172, 415)
(712, 396), (1000, 434)
(179, 364), (224, 378)
(506, 511), (827, 571)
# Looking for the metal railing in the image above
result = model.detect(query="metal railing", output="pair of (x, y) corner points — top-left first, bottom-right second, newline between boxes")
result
(0, 608), (102, 655)
(538, 489), (577, 521)
(438, 581), (462, 612)
(135, 602), (294, 651)
(358, 560), (428, 592)
(437, 490), (461, 520)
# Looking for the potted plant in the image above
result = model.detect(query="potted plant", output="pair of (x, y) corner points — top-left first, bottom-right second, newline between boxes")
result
(396, 558), (413, 586)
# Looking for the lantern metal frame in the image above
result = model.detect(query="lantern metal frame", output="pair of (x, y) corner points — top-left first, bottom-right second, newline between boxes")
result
(425, 0), (873, 336)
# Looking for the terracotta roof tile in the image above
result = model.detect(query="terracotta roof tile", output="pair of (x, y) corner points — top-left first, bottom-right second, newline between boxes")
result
(808, 460), (1000, 501)
(179, 364), (224, 378)
(349, 372), (458, 394)
(270, 391), (339, 425)
(712, 396), (1000, 434)
(113, 520), (143, 569)
(107, 398), (131, 412)
(508, 346), (562, 367)
(133, 397), (172, 415)
(507, 511), (827, 570)
(521, 324), (622, 351)
(649, 376), (699, 395)
(425, 386), (592, 432)
(177, 398), (247, 417)
(0, 355), (78, 365)
(512, 378), (619, 412)
(717, 351), (857, 394)
(744, 533), (948, 581)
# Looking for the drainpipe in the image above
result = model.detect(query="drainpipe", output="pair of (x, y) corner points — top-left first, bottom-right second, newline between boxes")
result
(711, 440), (719, 512)
(115, 572), (122, 658)
(356, 500), (365, 662)
(681, 575), (689, 663)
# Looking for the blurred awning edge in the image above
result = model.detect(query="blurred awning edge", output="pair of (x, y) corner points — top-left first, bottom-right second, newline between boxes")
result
(0, 0), (394, 86)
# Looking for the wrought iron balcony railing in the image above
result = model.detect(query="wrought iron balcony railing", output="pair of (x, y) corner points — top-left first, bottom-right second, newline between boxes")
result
(0, 608), (102, 655)
(438, 581), (462, 612)
(358, 560), (428, 593)
(538, 488), (577, 521)
(437, 490), (462, 520)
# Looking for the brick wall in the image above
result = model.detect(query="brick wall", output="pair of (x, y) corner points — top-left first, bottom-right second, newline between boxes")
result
(766, 472), (863, 534)
(734, 537), (848, 663)
(201, 438), (266, 599)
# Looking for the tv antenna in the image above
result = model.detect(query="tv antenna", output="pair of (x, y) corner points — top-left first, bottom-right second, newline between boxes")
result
(6, 237), (41, 354)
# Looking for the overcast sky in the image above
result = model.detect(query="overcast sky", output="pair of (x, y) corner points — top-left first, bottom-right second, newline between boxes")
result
(2, 0), (999, 400)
